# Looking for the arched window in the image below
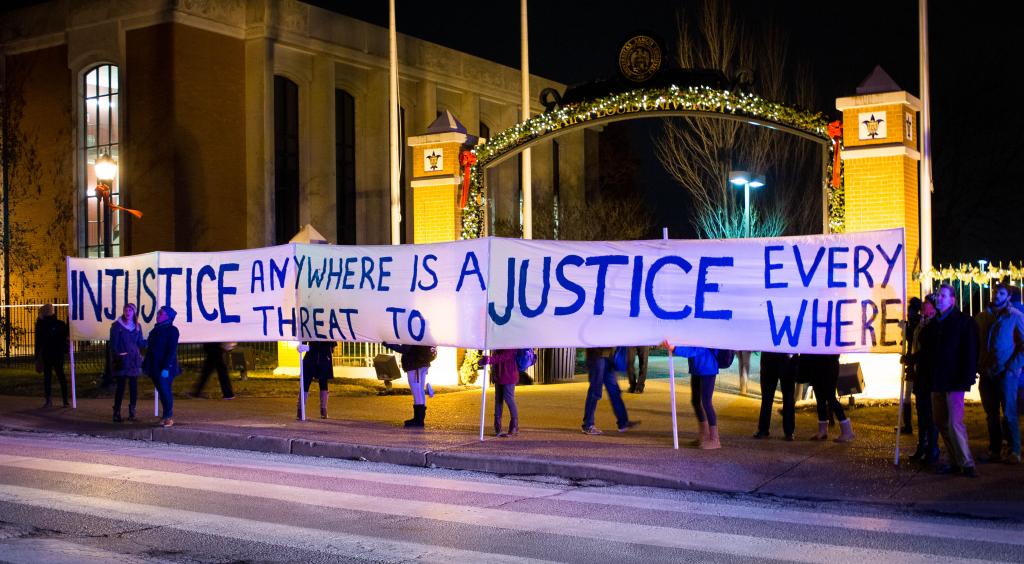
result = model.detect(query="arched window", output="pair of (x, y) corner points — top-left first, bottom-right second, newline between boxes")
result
(274, 76), (300, 244)
(81, 64), (120, 257)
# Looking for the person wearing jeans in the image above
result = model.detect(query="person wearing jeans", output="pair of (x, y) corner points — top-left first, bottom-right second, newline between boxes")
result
(110, 303), (145, 422)
(975, 283), (1024, 464)
(143, 306), (180, 427)
(581, 348), (637, 435)
(481, 349), (520, 436)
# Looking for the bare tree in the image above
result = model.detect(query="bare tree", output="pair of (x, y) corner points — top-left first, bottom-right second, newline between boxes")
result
(654, 0), (822, 239)
(494, 190), (653, 242)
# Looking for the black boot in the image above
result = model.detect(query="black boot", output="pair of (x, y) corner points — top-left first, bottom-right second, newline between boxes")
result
(113, 408), (123, 423)
(908, 443), (926, 461)
(128, 405), (136, 421)
(404, 404), (425, 428)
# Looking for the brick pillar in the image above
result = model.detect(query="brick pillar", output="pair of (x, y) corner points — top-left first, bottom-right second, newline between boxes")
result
(406, 113), (477, 386)
(836, 90), (922, 300)
(407, 130), (473, 243)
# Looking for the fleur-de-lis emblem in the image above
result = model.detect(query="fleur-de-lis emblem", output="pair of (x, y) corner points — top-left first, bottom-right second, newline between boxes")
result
(862, 114), (884, 138)
(426, 150), (442, 170)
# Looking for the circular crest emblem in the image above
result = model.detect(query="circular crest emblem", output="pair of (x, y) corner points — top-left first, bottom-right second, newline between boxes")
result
(618, 35), (662, 82)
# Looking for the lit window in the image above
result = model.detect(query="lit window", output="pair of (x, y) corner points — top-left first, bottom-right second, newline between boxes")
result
(81, 64), (120, 257)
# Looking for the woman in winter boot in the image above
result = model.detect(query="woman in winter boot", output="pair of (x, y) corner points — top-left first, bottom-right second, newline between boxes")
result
(802, 354), (855, 442)
(298, 341), (337, 419)
(110, 304), (145, 422)
(662, 341), (721, 449)
(904, 297), (940, 461)
(383, 344), (436, 428)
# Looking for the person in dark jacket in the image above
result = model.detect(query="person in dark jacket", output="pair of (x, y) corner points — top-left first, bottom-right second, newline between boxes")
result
(801, 353), (855, 442)
(662, 342), (720, 449)
(193, 343), (235, 400)
(109, 303), (145, 422)
(34, 304), (69, 408)
(900, 297), (923, 435)
(142, 306), (180, 427)
(754, 352), (796, 441)
(480, 349), (521, 436)
(383, 344), (435, 427)
(922, 284), (979, 477)
(904, 296), (940, 462)
(580, 348), (639, 435)
(298, 340), (336, 419)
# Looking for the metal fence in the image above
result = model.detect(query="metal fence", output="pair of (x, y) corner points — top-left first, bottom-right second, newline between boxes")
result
(0, 301), (385, 373)
(925, 263), (1024, 318)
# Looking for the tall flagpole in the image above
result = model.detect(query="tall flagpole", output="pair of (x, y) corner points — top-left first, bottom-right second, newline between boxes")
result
(918, 0), (933, 295)
(389, 0), (402, 245)
(520, 0), (533, 240)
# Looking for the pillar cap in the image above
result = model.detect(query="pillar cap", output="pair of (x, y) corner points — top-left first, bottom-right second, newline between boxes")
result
(836, 90), (921, 112)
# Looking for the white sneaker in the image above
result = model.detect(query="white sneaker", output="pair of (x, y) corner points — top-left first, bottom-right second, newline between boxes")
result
(426, 383), (435, 398)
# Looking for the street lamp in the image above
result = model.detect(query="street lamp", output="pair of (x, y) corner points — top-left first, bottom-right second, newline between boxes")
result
(94, 152), (117, 257)
(729, 171), (765, 238)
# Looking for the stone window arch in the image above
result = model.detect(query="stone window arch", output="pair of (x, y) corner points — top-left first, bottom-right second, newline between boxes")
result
(79, 63), (120, 257)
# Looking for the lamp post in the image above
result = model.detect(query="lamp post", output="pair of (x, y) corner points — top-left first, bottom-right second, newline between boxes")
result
(729, 171), (765, 238)
(94, 152), (117, 257)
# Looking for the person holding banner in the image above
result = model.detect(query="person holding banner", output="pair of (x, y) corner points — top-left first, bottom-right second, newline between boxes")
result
(479, 349), (520, 437)
(109, 303), (145, 422)
(581, 348), (639, 435)
(192, 343), (236, 401)
(905, 295), (939, 463)
(383, 344), (436, 428)
(626, 346), (650, 394)
(299, 340), (336, 419)
(801, 354), (855, 443)
(662, 342), (721, 449)
(754, 352), (796, 441)
(34, 304), (69, 408)
(143, 306), (180, 427)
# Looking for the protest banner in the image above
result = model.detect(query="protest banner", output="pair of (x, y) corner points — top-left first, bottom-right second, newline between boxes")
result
(67, 228), (905, 354)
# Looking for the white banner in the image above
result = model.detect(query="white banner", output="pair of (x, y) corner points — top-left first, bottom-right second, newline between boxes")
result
(67, 229), (906, 353)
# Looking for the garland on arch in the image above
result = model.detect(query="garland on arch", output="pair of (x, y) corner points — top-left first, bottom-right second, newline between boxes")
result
(460, 84), (841, 240)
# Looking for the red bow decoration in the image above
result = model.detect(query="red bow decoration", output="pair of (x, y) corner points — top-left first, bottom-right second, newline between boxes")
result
(95, 184), (144, 219)
(827, 120), (843, 189)
(459, 150), (477, 209)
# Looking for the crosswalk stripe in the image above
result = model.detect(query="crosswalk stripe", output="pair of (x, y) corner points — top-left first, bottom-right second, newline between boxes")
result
(0, 485), (557, 564)
(0, 454), (993, 563)
(556, 490), (1024, 546)
(7, 438), (1017, 549)
(0, 435), (565, 498)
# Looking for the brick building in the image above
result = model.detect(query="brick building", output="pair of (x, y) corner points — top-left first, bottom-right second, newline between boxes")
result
(1, 0), (597, 305)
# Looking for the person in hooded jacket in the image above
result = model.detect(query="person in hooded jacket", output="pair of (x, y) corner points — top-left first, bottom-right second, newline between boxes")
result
(480, 349), (521, 436)
(383, 343), (435, 428)
(110, 303), (145, 422)
(143, 306), (180, 427)
(661, 341), (721, 449)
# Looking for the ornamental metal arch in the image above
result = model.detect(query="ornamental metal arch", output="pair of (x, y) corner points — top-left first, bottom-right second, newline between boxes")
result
(460, 84), (842, 240)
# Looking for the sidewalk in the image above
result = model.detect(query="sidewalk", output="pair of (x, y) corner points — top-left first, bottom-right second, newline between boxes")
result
(1, 376), (1021, 521)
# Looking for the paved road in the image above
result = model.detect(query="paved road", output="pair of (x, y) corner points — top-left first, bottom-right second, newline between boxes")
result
(1, 432), (1022, 563)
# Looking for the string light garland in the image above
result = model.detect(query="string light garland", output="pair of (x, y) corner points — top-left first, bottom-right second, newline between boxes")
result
(460, 84), (842, 239)
(918, 263), (1024, 288)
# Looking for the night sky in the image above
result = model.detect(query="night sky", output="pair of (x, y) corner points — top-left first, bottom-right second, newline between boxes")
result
(5, 1), (1018, 264)
(318, 0), (1022, 266)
